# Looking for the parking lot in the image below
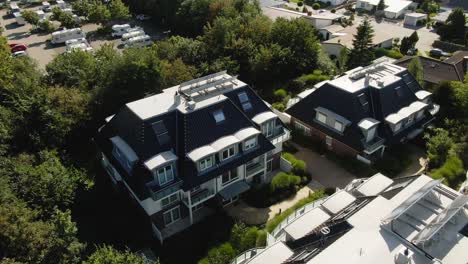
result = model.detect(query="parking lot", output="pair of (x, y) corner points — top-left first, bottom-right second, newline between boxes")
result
(1, 2), (164, 69)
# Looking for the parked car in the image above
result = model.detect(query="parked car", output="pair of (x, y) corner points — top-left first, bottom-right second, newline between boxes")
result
(10, 43), (28, 53)
(12, 50), (27, 57)
(429, 48), (451, 58)
(136, 14), (151, 21)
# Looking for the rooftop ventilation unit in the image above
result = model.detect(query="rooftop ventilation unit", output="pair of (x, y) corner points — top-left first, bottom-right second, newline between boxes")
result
(178, 71), (237, 98)
(349, 63), (386, 80)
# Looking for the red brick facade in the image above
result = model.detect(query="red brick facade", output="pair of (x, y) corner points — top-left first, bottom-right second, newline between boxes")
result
(291, 117), (359, 158)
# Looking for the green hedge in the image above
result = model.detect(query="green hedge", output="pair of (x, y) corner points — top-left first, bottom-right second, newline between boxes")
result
(431, 156), (465, 188)
(374, 48), (404, 59)
(271, 172), (301, 192)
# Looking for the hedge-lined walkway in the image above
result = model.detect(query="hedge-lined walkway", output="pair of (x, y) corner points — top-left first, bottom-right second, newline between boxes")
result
(225, 179), (323, 225)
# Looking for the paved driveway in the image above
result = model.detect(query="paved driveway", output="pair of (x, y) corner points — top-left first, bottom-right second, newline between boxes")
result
(293, 145), (357, 189)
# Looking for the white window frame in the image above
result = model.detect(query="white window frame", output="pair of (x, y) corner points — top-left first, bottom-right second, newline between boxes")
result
(222, 168), (239, 186)
(163, 206), (181, 226)
(244, 137), (256, 151)
(317, 112), (327, 124)
(157, 164), (174, 186)
(262, 120), (275, 137)
(326, 135), (333, 146)
(161, 192), (179, 208)
(334, 120), (343, 132)
(394, 122), (402, 132)
(221, 145), (236, 161)
(199, 156), (213, 171)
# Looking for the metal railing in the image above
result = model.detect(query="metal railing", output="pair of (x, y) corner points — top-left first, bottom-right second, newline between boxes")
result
(190, 188), (215, 205)
(230, 247), (266, 264)
(269, 197), (327, 244)
(146, 178), (183, 201)
(362, 136), (385, 154)
(246, 161), (265, 177)
(270, 128), (291, 145)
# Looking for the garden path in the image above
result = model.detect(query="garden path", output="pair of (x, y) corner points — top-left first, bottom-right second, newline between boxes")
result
(225, 179), (323, 225)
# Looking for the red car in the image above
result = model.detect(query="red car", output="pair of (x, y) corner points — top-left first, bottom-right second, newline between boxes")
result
(9, 43), (28, 53)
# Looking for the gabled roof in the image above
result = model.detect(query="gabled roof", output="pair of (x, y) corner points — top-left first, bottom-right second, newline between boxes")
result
(286, 63), (433, 152)
(97, 76), (277, 198)
(394, 55), (466, 84)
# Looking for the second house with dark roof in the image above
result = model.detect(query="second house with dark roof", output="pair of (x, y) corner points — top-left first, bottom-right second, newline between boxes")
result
(95, 71), (290, 243)
(286, 62), (439, 164)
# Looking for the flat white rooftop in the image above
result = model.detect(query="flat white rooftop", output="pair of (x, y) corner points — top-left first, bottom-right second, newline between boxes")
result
(248, 242), (293, 264)
(284, 207), (331, 240)
(126, 73), (247, 120)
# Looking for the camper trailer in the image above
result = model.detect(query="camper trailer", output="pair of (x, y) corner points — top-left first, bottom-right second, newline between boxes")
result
(121, 30), (145, 41)
(56, 0), (67, 9)
(51, 28), (85, 44)
(8, 3), (20, 15)
(65, 38), (93, 53)
(124, 35), (153, 48)
(111, 24), (131, 37)
(13, 13), (26, 25)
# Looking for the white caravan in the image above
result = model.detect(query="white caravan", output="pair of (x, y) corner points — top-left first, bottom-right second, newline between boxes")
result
(111, 24), (131, 37)
(121, 30), (145, 41)
(124, 35), (153, 48)
(51, 28), (85, 44)
(65, 38), (93, 53)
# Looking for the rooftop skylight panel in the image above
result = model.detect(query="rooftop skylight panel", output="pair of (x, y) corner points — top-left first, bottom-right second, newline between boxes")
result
(238, 92), (249, 103)
(152, 120), (171, 145)
(213, 109), (225, 123)
(242, 102), (252, 111)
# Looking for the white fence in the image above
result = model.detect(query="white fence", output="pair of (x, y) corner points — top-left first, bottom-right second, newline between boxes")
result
(280, 156), (292, 173)
(268, 197), (327, 246)
(230, 247), (266, 264)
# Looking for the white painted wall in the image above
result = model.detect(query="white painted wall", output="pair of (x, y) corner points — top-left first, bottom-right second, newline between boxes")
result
(322, 43), (344, 58)
(312, 18), (333, 29)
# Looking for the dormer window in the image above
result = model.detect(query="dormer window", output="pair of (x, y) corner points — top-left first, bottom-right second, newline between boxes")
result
(221, 145), (236, 161)
(199, 156), (213, 171)
(157, 165), (174, 186)
(213, 109), (225, 123)
(238, 92), (253, 111)
(317, 112), (327, 124)
(262, 120), (275, 138)
(244, 137), (256, 151)
(334, 120), (343, 132)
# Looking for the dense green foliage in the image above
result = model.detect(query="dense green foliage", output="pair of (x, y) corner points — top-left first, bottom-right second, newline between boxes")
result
(271, 172), (301, 192)
(83, 245), (155, 264)
(437, 8), (467, 44)
(408, 57), (423, 85)
(431, 156), (465, 187)
(400, 31), (419, 55)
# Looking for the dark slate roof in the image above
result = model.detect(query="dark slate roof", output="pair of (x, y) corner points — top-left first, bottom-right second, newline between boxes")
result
(286, 69), (431, 152)
(394, 55), (465, 84)
(96, 84), (276, 199)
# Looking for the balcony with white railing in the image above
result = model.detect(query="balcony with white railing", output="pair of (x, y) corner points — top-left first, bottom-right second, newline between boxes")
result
(270, 127), (290, 145)
(183, 188), (215, 207)
(267, 197), (327, 245)
(230, 247), (266, 264)
(246, 160), (265, 178)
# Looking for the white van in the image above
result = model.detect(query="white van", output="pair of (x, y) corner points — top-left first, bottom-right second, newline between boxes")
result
(121, 30), (145, 41)
(111, 24), (131, 37)
(51, 28), (85, 44)
(13, 13), (26, 25)
(56, 0), (67, 9)
(124, 35), (153, 48)
(8, 3), (20, 15)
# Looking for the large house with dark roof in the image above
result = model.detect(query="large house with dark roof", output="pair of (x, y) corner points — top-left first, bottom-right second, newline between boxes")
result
(286, 62), (439, 163)
(96, 72), (290, 243)
(395, 51), (468, 85)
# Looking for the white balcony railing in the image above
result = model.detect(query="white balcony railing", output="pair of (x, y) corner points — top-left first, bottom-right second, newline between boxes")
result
(230, 247), (266, 264)
(270, 128), (290, 145)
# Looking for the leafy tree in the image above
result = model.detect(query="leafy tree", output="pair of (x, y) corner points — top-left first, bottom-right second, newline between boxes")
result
(312, 3), (320, 10)
(439, 8), (466, 41)
(109, 0), (131, 21)
(71, 0), (92, 17)
(348, 17), (375, 68)
(21, 10), (40, 26)
(160, 58), (197, 88)
(377, 0), (385, 11)
(424, 128), (454, 168)
(230, 222), (259, 252)
(451, 79), (468, 118)
(337, 47), (349, 74)
(175, 0), (215, 37)
(88, 1), (111, 25)
(83, 245), (157, 264)
(408, 57), (423, 85)
(51, 7), (79, 28)
(202, 243), (235, 264)
(3, 150), (88, 215)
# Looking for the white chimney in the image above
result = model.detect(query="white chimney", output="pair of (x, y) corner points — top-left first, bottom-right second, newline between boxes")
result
(394, 247), (414, 264)
(186, 100), (196, 111)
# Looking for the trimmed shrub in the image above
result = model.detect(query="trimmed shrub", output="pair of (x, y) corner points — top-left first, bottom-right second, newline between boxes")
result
(274, 89), (287, 100)
(431, 156), (465, 188)
(298, 1), (304, 7)
(272, 102), (285, 112)
(255, 230), (267, 247)
(374, 48), (403, 59)
(292, 159), (307, 176)
(281, 152), (296, 163)
(331, 9), (336, 13)
(312, 3), (320, 10)
(270, 172), (301, 192)
(202, 243), (236, 264)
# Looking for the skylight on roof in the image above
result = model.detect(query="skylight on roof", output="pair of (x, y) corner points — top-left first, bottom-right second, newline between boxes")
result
(152, 121), (171, 145)
(242, 102), (252, 111)
(358, 93), (369, 111)
(238, 92), (249, 103)
(213, 109), (225, 123)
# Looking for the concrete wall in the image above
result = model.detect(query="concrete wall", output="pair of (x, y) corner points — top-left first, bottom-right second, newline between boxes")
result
(322, 43), (345, 58)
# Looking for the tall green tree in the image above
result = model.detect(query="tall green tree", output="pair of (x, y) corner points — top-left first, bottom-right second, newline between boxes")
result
(348, 17), (375, 68)
(424, 128), (454, 167)
(337, 47), (349, 74)
(377, 0), (385, 10)
(21, 10), (40, 26)
(440, 8), (466, 41)
(109, 0), (130, 21)
(408, 56), (423, 85)
(83, 245), (157, 264)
